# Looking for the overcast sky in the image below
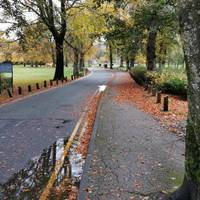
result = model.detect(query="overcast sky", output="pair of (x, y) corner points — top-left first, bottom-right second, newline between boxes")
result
(0, 0), (61, 38)
(0, 8), (8, 32)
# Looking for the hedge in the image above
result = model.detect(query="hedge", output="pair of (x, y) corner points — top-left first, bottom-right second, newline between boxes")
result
(131, 66), (187, 98)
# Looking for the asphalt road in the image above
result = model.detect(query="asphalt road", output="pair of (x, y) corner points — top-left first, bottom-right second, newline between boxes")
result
(0, 68), (112, 184)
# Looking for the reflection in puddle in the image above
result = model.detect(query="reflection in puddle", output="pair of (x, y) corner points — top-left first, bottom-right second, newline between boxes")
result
(0, 138), (85, 199)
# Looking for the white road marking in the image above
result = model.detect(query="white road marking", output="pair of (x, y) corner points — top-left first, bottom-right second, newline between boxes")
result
(98, 85), (107, 92)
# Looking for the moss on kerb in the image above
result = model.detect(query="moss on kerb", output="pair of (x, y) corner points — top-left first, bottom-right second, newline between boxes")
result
(165, 170), (184, 193)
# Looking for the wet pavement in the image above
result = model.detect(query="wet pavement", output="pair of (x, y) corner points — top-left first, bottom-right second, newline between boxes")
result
(78, 72), (185, 200)
(0, 69), (113, 185)
(0, 137), (84, 199)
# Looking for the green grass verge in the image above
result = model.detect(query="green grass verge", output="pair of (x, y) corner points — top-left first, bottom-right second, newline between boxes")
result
(13, 65), (73, 86)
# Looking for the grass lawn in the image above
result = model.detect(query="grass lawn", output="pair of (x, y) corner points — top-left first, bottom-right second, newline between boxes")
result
(13, 65), (73, 86)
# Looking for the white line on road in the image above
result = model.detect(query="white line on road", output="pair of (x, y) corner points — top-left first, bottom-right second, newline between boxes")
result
(98, 85), (107, 92)
(39, 71), (115, 200)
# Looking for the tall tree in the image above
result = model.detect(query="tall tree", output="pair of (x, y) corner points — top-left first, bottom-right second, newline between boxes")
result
(105, 15), (143, 69)
(146, 30), (157, 70)
(0, 0), (80, 80)
(134, 0), (177, 71)
(66, 3), (106, 75)
(170, 1), (200, 199)
(108, 42), (113, 69)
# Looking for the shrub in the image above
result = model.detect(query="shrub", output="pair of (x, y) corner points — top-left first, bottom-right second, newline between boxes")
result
(131, 66), (147, 85)
(158, 78), (187, 98)
(131, 65), (188, 98)
(146, 68), (187, 98)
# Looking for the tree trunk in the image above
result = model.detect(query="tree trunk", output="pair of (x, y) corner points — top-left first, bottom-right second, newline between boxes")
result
(73, 49), (79, 76)
(158, 58), (162, 68)
(130, 51), (136, 68)
(162, 48), (167, 67)
(79, 52), (85, 72)
(109, 44), (113, 69)
(65, 54), (68, 67)
(53, 40), (64, 80)
(170, 1), (200, 199)
(158, 42), (163, 68)
(158, 42), (167, 68)
(51, 46), (56, 68)
(130, 58), (135, 68)
(120, 56), (124, 67)
(126, 56), (130, 71)
(146, 31), (157, 71)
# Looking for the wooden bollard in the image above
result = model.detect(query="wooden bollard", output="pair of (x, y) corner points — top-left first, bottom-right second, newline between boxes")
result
(36, 83), (40, 90)
(156, 92), (162, 103)
(163, 96), (169, 112)
(71, 75), (74, 80)
(28, 85), (32, 92)
(50, 80), (53, 87)
(7, 89), (12, 98)
(18, 87), (22, 95)
(56, 80), (59, 85)
(61, 79), (64, 84)
(65, 77), (68, 82)
(44, 80), (47, 88)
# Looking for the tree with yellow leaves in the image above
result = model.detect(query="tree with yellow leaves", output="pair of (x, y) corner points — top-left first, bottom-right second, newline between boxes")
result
(66, 0), (109, 75)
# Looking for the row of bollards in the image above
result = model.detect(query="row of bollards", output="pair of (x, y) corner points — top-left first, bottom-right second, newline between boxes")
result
(145, 85), (169, 112)
(4, 74), (83, 99)
(5, 77), (71, 98)
(71, 74), (83, 80)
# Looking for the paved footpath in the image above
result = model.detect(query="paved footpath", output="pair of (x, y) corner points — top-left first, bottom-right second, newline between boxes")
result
(78, 72), (185, 200)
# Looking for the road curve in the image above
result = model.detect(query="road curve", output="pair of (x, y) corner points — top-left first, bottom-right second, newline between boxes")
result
(0, 68), (113, 183)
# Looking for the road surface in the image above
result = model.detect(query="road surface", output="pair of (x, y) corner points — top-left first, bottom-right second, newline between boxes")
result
(0, 68), (112, 184)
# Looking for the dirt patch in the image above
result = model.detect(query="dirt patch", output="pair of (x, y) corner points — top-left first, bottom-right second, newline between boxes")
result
(114, 73), (188, 136)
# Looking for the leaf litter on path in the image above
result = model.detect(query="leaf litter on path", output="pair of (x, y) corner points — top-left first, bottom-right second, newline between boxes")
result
(114, 73), (188, 136)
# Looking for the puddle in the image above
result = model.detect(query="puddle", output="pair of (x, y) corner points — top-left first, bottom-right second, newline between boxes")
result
(0, 137), (85, 199)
